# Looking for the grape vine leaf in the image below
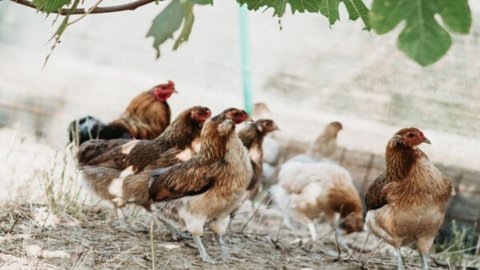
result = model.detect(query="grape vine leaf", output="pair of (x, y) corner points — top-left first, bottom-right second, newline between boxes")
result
(147, 0), (211, 58)
(236, 0), (370, 30)
(32, 0), (71, 13)
(370, 0), (471, 66)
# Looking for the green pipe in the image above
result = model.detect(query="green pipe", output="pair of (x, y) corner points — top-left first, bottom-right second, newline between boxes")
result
(238, 5), (253, 115)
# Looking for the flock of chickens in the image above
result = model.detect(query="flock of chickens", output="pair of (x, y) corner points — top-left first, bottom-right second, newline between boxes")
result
(68, 81), (453, 269)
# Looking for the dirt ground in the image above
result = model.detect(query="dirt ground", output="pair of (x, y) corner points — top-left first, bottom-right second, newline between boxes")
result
(0, 128), (478, 270)
(1, 201), (469, 270)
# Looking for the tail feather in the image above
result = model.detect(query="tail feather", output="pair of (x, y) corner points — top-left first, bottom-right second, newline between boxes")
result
(68, 116), (105, 145)
(68, 116), (131, 145)
(77, 138), (131, 165)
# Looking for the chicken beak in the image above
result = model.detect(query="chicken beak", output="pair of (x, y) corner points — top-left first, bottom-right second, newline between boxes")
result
(173, 89), (179, 94)
(246, 116), (254, 123)
(423, 137), (431, 144)
(274, 124), (280, 131)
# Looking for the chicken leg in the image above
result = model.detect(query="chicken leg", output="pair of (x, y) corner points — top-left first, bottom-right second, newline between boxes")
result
(110, 206), (142, 235)
(152, 215), (191, 240)
(396, 248), (405, 270)
(193, 235), (220, 264)
(214, 233), (230, 262)
(421, 253), (429, 270)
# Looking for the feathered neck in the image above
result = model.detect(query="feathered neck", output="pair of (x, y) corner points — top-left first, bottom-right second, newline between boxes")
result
(385, 140), (425, 181)
(238, 123), (264, 149)
(198, 118), (235, 160)
(155, 111), (198, 149)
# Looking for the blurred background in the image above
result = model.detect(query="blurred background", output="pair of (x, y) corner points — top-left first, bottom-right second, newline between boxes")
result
(0, 0), (479, 237)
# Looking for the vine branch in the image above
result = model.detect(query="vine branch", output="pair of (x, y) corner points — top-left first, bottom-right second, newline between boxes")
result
(10, 0), (157, 15)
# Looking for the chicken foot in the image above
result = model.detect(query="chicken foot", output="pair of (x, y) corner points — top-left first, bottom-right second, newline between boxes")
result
(108, 207), (148, 234)
(193, 235), (221, 264)
(214, 233), (230, 262)
(333, 228), (345, 261)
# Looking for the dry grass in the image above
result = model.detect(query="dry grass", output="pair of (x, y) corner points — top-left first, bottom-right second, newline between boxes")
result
(0, 127), (479, 269)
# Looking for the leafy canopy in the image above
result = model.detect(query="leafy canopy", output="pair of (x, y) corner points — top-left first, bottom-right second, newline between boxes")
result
(23, 0), (473, 66)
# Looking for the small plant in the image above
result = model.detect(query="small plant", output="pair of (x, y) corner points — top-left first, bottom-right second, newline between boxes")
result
(39, 144), (89, 219)
(437, 220), (479, 269)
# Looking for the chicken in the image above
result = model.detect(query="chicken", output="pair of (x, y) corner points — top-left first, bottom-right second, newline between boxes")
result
(307, 121), (343, 159)
(364, 128), (453, 270)
(68, 81), (176, 145)
(271, 159), (363, 257)
(252, 102), (281, 187)
(76, 106), (211, 231)
(148, 108), (253, 263)
(237, 119), (279, 203)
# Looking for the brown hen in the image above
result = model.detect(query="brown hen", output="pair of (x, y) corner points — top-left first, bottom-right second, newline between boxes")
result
(76, 106), (211, 231)
(365, 127), (453, 270)
(148, 108), (253, 263)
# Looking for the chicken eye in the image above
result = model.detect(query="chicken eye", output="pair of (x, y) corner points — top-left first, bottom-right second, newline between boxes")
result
(407, 133), (415, 138)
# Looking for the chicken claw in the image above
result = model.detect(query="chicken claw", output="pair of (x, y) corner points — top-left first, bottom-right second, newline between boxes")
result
(193, 236), (221, 264)
(214, 234), (230, 262)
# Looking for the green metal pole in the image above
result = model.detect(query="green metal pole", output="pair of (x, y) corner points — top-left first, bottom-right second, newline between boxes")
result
(238, 5), (253, 115)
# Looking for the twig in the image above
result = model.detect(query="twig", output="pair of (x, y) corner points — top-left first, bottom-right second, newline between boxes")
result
(94, 247), (137, 269)
(240, 194), (271, 233)
(274, 196), (292, 243)
(7, 215), (19, 234)
(269, 238), (282, 250)
(132, 256), (150, 270)
(361, 239), (384, 268)
(11, 0), (157, 15)
(439, 245), (479, 255)
(67, 0), (104, 26)
(150, 220), (155, 270)
(447, 258), (453, 270)
(316, 212), (354, 242)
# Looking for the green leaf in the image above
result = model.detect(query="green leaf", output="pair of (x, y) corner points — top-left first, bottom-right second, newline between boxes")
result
(146, 0), (185, 58)
(237, 0), (322, 17)
(237, 0), (369, 29)
(370, 0), (472, 66)
(32, 0), (71, 13)
(342, 0), (370, 29)
(191, 0), (213, 5)
(436, 0), (471, 33)
(319, 0), (340, 25)
(173, 2), (195, 50)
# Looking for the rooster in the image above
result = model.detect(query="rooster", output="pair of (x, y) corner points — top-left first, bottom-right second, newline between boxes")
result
(148, 108), (253, 263)
(365, 128), (453, 270)
(271, 160), (363, 258)
(236, 119), (279, 205)
(76, 106), (211, 232)
(68, 81), (176, 145)
(307, 121), (343, 159)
